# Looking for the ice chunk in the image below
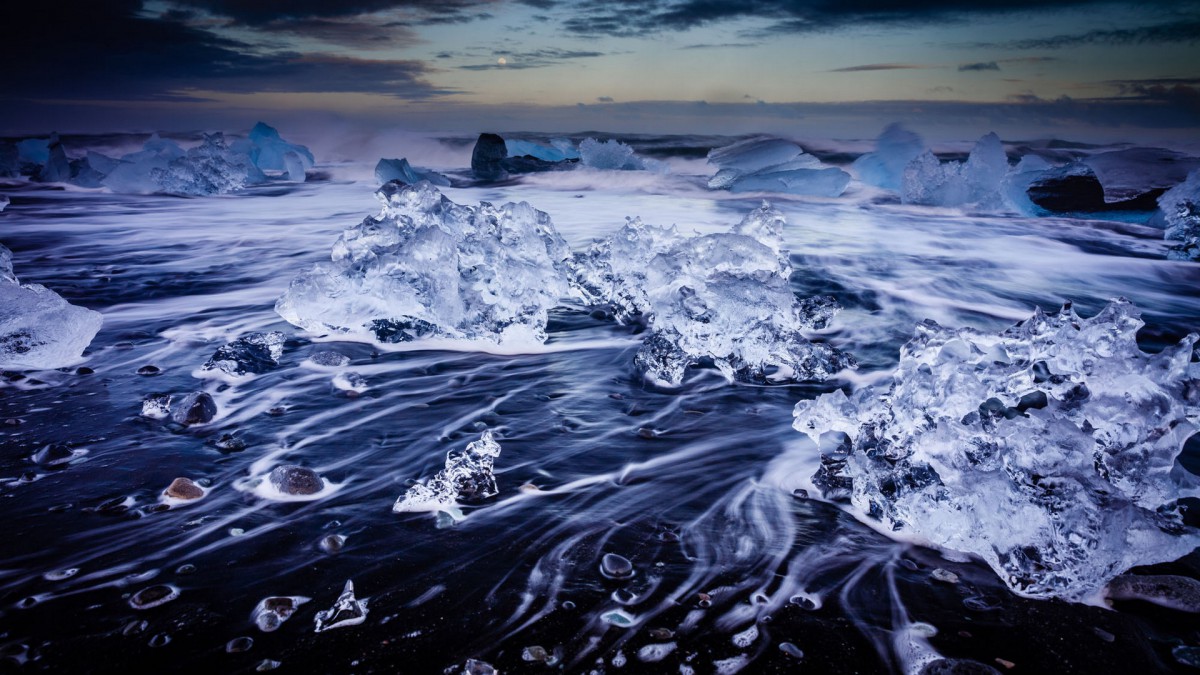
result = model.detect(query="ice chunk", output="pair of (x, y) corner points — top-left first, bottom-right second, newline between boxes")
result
(901, 133), (1009, 207)
(100, 134), (184, 194)
(572, 203), (852, 386)
(393, 430), (502, 515)
(314, 580), (368, 632)
(201, 331), (285, 376)
(0, 142), (19, 177)
(0, 243), (103, 370)
(283, 151), (307, 182)
(244, 122), (314, 173)
(152, 132), (267, 196)
(852, 124), (925, 191)
(1084, 148), (1200, 203)
(793, 299), (1200, 600)
(999, 155), (1054, 216)
(252, 596), (311, 632)
(374, 157), (450, 187)
(16, 138), (50, 166)
(579, 138), (665, 172)
(68, 151), (120, 188)
(276, 181), (572, 345)
(707, 137), (846, 196)
(40, 133), (71, 183)
(0, 195), (8, 214)
(1158, 169), (1200, 260)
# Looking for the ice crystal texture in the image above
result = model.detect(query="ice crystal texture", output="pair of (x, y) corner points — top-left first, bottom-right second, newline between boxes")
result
(573, 203), (852, 386)
(393, 430), (502, 514)
(793, 299), (1200, 600)
(1160, 169), (1200, 261)
(0, 243), (103, 369)
(276, 182), (572, 345)
(152, 132), (267, 196)
(901, 133), (1009, 208)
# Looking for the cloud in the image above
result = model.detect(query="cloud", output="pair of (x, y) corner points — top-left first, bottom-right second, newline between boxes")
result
(597, 96), (615, 102)
(164, 0), (493, 26)
(558, 0), (1194, 38)
(830, 63), (936, 72)
(959, 61), (1000, 71)
(458, 48), (605, 70)
(0, 0), (447, 101)
(679, 42), (757, 50)
(970, 19), (1200, 49)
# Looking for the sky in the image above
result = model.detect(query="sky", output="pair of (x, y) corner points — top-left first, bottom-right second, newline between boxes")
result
(1, 0), (1197, 142)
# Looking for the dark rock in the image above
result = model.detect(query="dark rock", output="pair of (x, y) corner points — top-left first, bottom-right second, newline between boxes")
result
(920, 659), (1002, 675)
(214, 434), (246, 452)
(471, 133), (508, 181)
(137, 365), (161, 376)
(269, 465), (324, 495)
(171, 392), (216, 426)
(203, 331), (284, 376)
(129, 584), (179, 609)
(1027, 166), (1163, 213)
(600, 553), (634, 579)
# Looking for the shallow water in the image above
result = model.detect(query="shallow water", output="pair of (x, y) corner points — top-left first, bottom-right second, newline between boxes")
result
(1, 160), (1198, 673)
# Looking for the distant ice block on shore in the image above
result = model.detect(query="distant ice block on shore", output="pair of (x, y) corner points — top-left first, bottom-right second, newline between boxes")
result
(707, 136), (850, 197)
(1159, 169), (1200, 260)
(276, 181), (572, 345)
(901, 132), (1009, 208)
(573, 202), (853, 386)
(793, 299), (1200, 600)
(374, 157), (450, 187)
(852, 124), (925, 191)
(0, 243), (103, 370)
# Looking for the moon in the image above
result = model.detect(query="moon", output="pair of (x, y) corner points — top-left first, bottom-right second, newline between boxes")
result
(497, 57), (507, 66)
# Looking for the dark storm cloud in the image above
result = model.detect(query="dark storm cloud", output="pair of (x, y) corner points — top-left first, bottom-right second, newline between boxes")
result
(1107, 78), (1200, 112)
(959, 62), (1001, 71)
(164, 0), (494, 25)
(0, 0), (446, 101)
(970, 19), (1200, 49)
(830, 63), (936, 72)
(559, 0), (1197, 38)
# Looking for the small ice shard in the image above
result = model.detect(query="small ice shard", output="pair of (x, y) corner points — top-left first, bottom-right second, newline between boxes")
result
(269, 465), (324, 496)
(1158, 169), (1200, 260)
(578, 137), (664, 172)
(164, 477), (204, 501)
(331, 372), (367, 394)
(462, 659), (497, 675)
(601, 609), (636, 627)
(202, 331), (285, 376)
(0, 195), (8, 212)
(276, 181), (572, 346)
(374, 158), (450, 187)
(129, 585), (180, 609)
(1106, 574), (1200, 613)
(244, 122), (314, 173)
(600, 553), (634, 579)
(0, 243), (103, 370)
(306, 350), (350, 367)
(471, 132), (509, 181)
(793, 299), (1200, 600)
(707, 136), (848, 197)
(571, 202), (852, 387)
(319, 534), (346, 553)
(313, 580), (368, 632)
(779, 642), (804, 660)
(253, 595), (311, 631)
(170, 392), (217, 426)
(31, 443), (80, 467)
(901, 132), (1009, 207)
(226, 637), (254, 653)
(393, 430), (502, 515)
(852, 123), (926, 191)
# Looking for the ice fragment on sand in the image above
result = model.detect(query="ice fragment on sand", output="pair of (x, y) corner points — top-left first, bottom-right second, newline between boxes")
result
(793, 299), (1200, 600)
(253, 595), (311, 631)
(1159, 169), (1200, 260)
(314, 580), (368, 632)
(571, 202), (852, 387)
(202, 331), (284, 376)
(374, 158), (450, 187)
(393, 430), (502, 515)
(276, 181), (572, 346)
(0, 243), (103, 370)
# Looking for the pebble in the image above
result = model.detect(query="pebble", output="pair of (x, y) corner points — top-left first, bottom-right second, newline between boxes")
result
(76, 367), (94, 375)
(931, 568), (959, 584)
(919, 659), (1002, 674)
(463, 659), (496, 675)
(637, 642), (676, 663)
(148, 633), (171, 648)
(129, 585), (179, 609)
(779, 642), (804, 659)
(269, 465), (324, 496)
(164, 477), (204, 500)
(600, 553), (634, 579)
(320, 534), (346, 554)
(1106, 574), (1200, 613)
(648, 628), (674, 640)
(214, 434), (246, 452)
(137, 365), (161, 376)
(522, 646), (548, 662)
(256, 660), (282, 671)
(226, 637), (254, 653)
(171, 392), (217, 426)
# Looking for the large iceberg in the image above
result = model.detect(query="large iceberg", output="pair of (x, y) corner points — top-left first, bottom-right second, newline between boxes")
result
(236, 122), (314, 175)
(852, 124), (925, 191)
(572, 203), (852, 386)
(1159, 169), (1200, 260)
(276, 181), (572, 345)
(707, 137), (849, 197)
(1, 243), (103, 369)
(793, 300), (1200, 600)
(901, 132), (1009, 208)
(101, 133), (266, 196)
